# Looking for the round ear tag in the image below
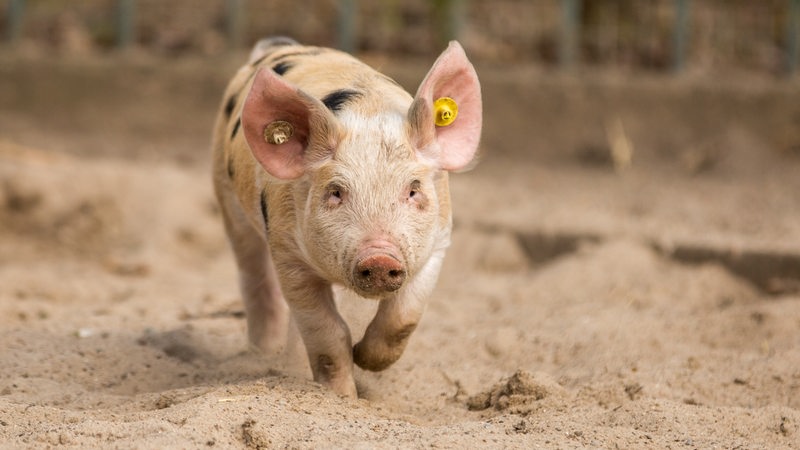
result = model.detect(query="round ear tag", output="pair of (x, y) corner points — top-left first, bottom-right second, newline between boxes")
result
(433, 97), (458, 127)
(264, 120), (294, 145)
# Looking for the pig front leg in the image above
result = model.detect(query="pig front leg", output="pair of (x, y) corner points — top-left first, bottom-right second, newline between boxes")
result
(353, 250), (445, 371)
(279, 267), (358, 398)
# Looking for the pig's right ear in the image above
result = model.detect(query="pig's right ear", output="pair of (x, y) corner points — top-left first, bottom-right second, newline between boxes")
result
(409, 41), (482, 171)
(242, 68), (338, 180)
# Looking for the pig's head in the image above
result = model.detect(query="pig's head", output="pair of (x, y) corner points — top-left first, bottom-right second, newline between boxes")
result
(242, 42), (481, 298)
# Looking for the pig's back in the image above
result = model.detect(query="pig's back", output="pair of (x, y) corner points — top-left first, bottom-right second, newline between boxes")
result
(237, 39), (412, 120)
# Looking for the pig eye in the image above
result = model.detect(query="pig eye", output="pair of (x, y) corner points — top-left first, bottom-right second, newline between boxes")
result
(408, 180), (421, 198)
(326, 184), (344, 207)
(407, 180), (427, 210)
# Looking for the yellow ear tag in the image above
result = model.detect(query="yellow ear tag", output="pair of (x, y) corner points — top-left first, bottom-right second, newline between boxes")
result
(264, 120), (294, 145)
(433, 97), (458, 127)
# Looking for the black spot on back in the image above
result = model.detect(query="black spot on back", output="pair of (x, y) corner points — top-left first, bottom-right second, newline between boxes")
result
(230, 117), (241, 141)
(249, 38), (299, 67)
(321, 89), (361, 112)
(260, 189), (269, 231)
(227, 154), (235, 179)
(272, 61), (293, 76)
(269, 49), (323, 66)
(224, 94), (237, 119)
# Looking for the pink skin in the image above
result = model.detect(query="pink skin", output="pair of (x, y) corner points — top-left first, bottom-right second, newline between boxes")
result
(352, 238), (406, 297)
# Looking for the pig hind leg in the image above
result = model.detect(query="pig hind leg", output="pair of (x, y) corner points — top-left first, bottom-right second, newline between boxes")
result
(220, 198), (289, 355)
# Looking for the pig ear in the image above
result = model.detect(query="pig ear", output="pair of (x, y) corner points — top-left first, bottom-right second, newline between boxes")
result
(409, 41), (482, 171)
(242, 68), (336, 180)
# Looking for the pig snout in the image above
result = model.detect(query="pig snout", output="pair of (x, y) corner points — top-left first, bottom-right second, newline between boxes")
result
(352, 244), (406, 295)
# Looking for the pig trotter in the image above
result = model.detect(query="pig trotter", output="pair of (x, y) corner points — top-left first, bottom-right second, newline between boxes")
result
(353, 253), (444, 371)
(313, 354), (357, 397)
(353, 322), (417, 371)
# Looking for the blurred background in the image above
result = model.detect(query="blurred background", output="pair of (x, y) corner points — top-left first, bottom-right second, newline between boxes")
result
(1, 0), (799, 74)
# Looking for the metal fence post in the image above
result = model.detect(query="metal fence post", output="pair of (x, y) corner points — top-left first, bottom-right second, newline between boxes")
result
(6, 0), (25, 43)
(673, 0), (690, 73)
(788, 0), (800, 75)
(433, 0), (466, 45)
(226, 0), (247, 49)
(560, 0), (581, 69)
(337, 0), (357, 53)
(116, 0), (135, 49)
(449, 0), (466, 43)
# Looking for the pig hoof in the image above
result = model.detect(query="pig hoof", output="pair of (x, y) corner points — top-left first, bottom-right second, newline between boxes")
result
(247, 326), (288, 356)
(315, 354), (358, 398)
(353, 342), (393, 371)
(353, 324), (417, 371)
(248, 339), (285, 357)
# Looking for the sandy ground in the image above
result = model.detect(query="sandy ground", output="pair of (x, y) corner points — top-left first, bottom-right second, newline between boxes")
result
(1, 53), (800, 448)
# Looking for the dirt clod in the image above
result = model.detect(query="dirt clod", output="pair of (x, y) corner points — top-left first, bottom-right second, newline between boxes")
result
(241, 419), (272, 449)
(467, 370), (565, 411)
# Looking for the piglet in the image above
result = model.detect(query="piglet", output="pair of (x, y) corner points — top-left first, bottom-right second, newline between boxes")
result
(211, 37), (481, 397)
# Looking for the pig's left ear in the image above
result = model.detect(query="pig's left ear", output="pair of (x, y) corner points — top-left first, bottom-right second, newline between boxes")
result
(242, 68), (338, 180)
(409, 41), (482, 171)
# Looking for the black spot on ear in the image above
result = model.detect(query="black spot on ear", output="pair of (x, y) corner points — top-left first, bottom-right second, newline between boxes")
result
(224, 95), (237, 119)
(260, 190), (269, 231)
(272, 61), (293, 76)
(230, 118), (241, 141)
(321, 89), (361, 112)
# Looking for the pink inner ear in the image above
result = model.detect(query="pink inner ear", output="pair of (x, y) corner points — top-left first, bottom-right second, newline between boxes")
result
(413, 41), (482, 171)
(242, 68), (311, 180)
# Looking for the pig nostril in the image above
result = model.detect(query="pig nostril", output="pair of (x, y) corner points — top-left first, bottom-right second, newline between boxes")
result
(354, 255), (406, 293)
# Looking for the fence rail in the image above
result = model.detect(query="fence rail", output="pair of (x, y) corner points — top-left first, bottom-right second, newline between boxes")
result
(3, 0), (799, 76)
